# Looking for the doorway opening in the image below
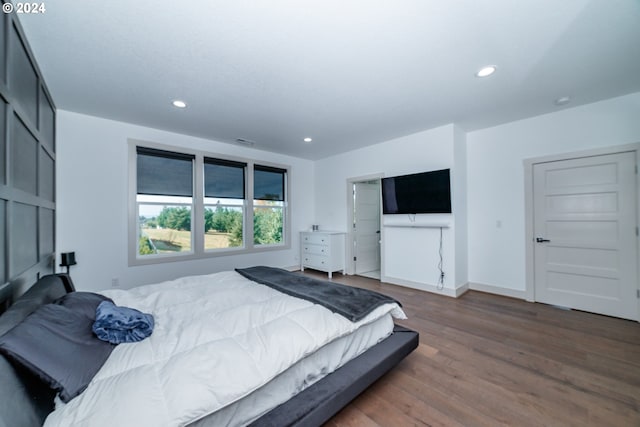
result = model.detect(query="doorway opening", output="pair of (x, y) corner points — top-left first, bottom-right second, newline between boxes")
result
(347, 176), (382, 280)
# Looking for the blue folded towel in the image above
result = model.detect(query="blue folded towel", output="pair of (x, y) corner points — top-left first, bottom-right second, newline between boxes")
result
(92, 301), (154, 344)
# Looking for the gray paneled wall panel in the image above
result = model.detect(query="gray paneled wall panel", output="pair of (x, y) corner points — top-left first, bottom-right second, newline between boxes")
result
(39, 87), (55, 150)
(10, 114), (37, 195)
(0, 100), (5, 186)
(0, 13), (5, 85)
(8, 24), (38, 128)
(39, 207), (54, 259)
(0, 9), (55, 293)
(39, 147), (54, 201)
(0, 199), (4, 283)
(10, 202), (37, 277)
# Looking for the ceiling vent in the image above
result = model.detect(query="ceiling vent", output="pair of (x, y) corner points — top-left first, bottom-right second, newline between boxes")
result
(234, 138), (256, 146)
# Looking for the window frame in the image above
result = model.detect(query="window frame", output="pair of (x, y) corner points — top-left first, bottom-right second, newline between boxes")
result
(128, 139), (291, 266)
(252, 165), (288, 247)
(203, 157), (248, 252)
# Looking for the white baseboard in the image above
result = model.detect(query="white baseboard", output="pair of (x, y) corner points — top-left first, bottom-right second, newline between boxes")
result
(293, 267), (521, 301)
(468, 282), (527, 300)
(455, 282), (470, 297)
(381, 275), (468, 298)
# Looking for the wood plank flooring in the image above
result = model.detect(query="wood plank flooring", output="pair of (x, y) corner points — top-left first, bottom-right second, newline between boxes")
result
(301, 271), (640, 427)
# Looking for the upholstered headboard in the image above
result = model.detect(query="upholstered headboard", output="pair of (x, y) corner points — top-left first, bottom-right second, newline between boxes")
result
(0, 275), (73, 427)
(0, 282), (11, 315)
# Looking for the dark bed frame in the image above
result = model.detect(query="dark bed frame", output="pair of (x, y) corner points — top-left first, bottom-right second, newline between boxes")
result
(0, 275), (418, 427)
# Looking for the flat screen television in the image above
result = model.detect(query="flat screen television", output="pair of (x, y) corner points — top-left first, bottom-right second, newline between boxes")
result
(381, 169), (452, 214)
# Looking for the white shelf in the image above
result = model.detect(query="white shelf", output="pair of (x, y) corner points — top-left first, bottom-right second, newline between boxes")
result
(384, 223), (451, 229)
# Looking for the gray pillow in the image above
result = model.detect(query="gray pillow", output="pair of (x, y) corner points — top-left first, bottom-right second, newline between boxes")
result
(0, 292), (115, 402)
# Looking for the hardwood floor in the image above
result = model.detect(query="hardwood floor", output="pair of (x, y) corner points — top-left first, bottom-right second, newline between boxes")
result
(301, 271), (640, 427)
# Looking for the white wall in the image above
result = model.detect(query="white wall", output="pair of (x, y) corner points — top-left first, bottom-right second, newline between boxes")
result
(453, 125), (468, 287)
(315, 124), (463, 295)
(57, 92), (640, 298)
(56, 110), (315, 292)
(467, 92), (640, 295)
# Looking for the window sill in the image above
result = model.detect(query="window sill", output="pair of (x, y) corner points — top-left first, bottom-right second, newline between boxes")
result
(129, 242), (291, 267)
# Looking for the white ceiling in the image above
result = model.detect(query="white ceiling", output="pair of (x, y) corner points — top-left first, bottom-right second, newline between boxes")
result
(18, 0), (640, 160)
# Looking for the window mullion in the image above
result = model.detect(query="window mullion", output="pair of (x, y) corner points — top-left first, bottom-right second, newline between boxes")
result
(246, 162), (255, 250)
(283, 170), (289, 246)
(193, 154), (205, 254)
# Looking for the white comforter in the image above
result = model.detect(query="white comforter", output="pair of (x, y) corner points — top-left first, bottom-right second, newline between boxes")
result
(44, 271), (406, 427)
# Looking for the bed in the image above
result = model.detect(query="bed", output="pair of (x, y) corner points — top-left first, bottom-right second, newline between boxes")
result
(0, 268), (418, 427)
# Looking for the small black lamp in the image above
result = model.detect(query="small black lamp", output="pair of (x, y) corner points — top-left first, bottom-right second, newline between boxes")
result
(60, 252), (77, 274)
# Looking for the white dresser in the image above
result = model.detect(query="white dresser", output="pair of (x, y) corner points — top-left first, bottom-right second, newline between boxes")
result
(300, 231), (345, 279)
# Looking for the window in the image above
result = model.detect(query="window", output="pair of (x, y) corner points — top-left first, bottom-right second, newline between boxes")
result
(253, 165), (286, 246)
(204, 158), (246, 250)
(136, 147), (195, 257)
(129, 141), (290, 265)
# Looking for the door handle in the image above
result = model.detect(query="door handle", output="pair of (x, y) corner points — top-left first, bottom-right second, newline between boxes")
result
(536, 237), (551, 243)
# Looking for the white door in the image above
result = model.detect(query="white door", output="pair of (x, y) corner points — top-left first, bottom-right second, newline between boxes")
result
(354, 181), (381, 275)
(533, 151), (638, 320)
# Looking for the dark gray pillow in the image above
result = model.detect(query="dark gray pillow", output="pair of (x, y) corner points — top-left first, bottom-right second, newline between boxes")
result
(0, 292), (115, 402)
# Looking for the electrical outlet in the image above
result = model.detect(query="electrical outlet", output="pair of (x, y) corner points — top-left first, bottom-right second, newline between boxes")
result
(111, 278), (120, 288)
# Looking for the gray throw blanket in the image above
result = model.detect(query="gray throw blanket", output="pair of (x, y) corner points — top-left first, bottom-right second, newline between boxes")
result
(236, 266), (401, 322)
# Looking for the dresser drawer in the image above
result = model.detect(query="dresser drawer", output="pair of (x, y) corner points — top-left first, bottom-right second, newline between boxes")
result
(302, 244), (328, 256)
(301, 233), (329, 245)
(302, 254), (329, 269)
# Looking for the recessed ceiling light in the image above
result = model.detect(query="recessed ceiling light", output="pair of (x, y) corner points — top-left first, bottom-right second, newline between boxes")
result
(172, 100), (187, 108)
(554, 96), (571, 106)
(475, 65), (497, 78)
(303, 137), (313, 143)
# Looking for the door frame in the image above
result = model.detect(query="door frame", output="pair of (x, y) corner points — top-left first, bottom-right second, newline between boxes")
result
(346, 173), (384, 276)
(523, 143), (640, 319)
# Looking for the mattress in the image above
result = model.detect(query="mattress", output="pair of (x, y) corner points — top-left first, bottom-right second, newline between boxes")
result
(44, 271), (405, 427)
(190, 312), (394, 426)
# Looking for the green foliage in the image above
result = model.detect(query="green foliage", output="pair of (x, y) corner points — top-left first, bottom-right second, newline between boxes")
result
(145, 219), (157, 228)
(138, 235), (156, 255)
(205, 205), (240, 233)
(151, 205), (281, 248)
(204, 208), (214, 232)
(157, 207), (191, 231)
(253, 208), (283, 245)
(229, 214), (243, 247)
(203, 204), (243, 247)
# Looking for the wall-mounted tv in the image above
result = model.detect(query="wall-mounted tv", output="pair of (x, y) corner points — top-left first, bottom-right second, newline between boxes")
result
(382, 169), (452, 214)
